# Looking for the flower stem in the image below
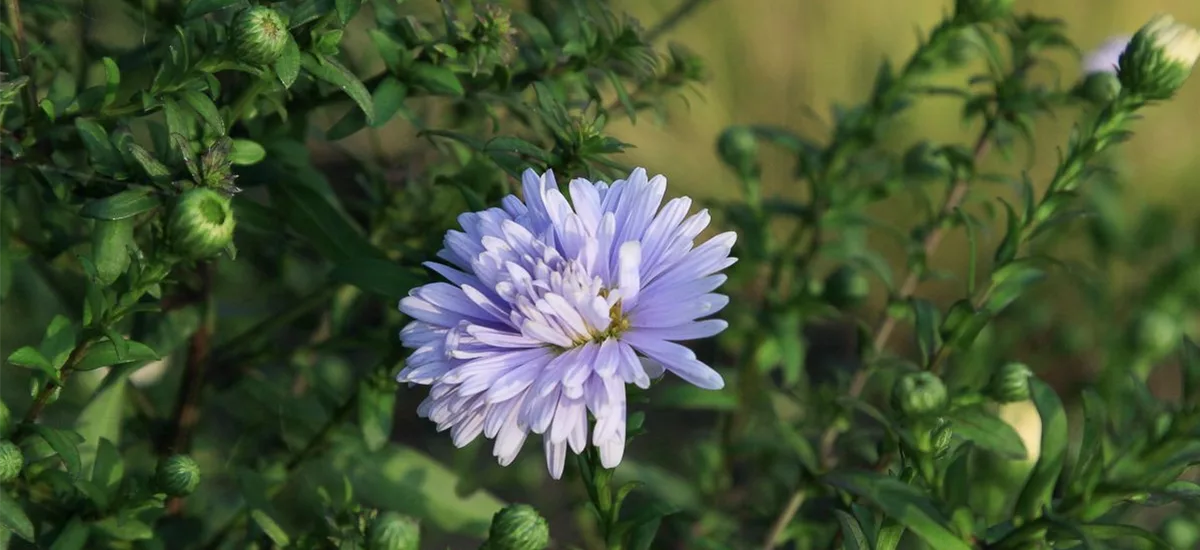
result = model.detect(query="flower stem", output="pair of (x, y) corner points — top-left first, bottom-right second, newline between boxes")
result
(20, 338), (96, 427)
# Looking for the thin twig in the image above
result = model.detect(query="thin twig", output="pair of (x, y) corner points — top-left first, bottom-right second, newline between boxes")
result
(161, 262), (215, 513)
(3, 0), (37, 117)
(644, 0), (712, 43)
(20, 339), (95, 426)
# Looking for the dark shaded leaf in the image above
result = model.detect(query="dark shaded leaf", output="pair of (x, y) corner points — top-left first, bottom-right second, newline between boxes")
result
(302, 53), (375, 124)
(29, 425), (84, 479)
(824, 470), (971, 550)
(1014, 380), (1068, 521)
(329, 258), (423, 299)
(75, 339), (160, 371)
(0, 491), (34, 542)
(948, 406), (1028, 460)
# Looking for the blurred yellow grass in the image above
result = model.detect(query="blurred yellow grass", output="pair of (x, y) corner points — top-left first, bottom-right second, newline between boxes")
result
(610, 0), (1200, 207)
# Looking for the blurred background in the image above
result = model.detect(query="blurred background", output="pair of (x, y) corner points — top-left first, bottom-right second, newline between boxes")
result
(3, 0), (1200, 547)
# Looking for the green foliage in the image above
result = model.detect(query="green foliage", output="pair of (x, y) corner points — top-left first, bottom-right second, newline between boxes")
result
(1, 0), (1199, 548)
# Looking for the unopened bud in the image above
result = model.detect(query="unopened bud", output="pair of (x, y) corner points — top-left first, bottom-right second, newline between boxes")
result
(823, 265), (871, 309)
(988, 362), (1033, 404)
(1119, 14), (1200, 99)
(1134, 309), (1181, 358)
(892, 372), (948, 417)
(155, 454), (200, 496)
(1074, 72), (1122, 104)
(0, 440), (23, 483)
(367, 512), (421, 550)
(233, 7), (289, 66)
(716, 126), (759, 179)
(169, 188), (236, 260)
(488, 504), (549, 550)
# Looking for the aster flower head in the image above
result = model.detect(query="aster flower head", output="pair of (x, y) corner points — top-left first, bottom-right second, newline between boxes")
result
(398, 168), (736, 479)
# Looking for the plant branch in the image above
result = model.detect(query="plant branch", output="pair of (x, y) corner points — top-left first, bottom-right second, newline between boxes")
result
(4, 0), (37, 119)
(161, 262), (215, 459)
(762, 119), (996, 550)
(20, 338), (96, 426)
(644, 0), (712, 43)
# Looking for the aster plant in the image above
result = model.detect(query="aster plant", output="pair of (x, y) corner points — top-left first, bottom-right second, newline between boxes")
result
(3, 0), (1200, 549)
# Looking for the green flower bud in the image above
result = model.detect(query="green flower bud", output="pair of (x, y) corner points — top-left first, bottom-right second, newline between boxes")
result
(892, 372), (948, 417)
(1119, 14), (1200, 100)
(1162, 517), (1200, 550)
(823, 265), (871, 309)
(1133, 309), (1181, 358)
(367, 512), (420, 550)
(488, 504), (549, 550)
(0, 399), (10, 436)
(954, 0), (1013, 23)
(155, 454), (201, 496)
(716, 126), (759, 179)
(1074, 72), (1122, 105)
(232, 7), (289, 66)
(988, 362), (1033, 404)
(0, 440), (24, 483)
(169, 188), (236, 260)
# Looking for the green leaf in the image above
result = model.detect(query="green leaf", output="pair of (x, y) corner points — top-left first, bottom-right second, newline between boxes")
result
(912, 298), (941, 366)
(323, 441), (504, 537)
(624, 517), (662, 550)
(49, 516), (90, 550)
(371, 77), (408, 128)
(605, 70), (636, 122)
(91, 218), (134, 285)
(75, 118), (122, 174)
(40, 315), (78, 369)
(329, 258), (423, 299)
(993, 199), (1021, 265)
(7, 346), (57, 379)
(163, 98), (193, 143)
(824, 470), (971, 550)
(0, 490), (35, 542)
(91, 516), (153, 541)
(408, 63), (464, 97)
(484, 136), (553, 163)
(275, 36), (302, 88)
(358, 382), (395, 452)
(268, 181), (384, 262)
(81, 189), (160, 221)
(179, 89), (226, 135)
(335, 0), (361, 24)
(183, 0), (244, 19)
(91, 438), (125, 501)
(101, 57), (120, 107)
(1013, 379), (1068, 522)
(1078, 524), (1172, 550)
(229, 139), (267, 165)
(834, 509), (871, 550)
(75, 339), (160, 371)
(237, 470), (292, 546)
(948, 406), (1028, 460)
(76, 379), (127, 473)
(302, 53), (375, 124)
(126, 143), (172, 182)
(29, 425), (84, 479)
(325, 107), (368, 141)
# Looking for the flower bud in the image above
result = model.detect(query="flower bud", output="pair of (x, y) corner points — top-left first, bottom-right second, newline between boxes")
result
(232, 7), (289, 66)
(488, 504), (549, 550)
(988, 362), (1033, 404)
(1133, 309), (1181, 358)
(169, 188), (236, 260)
(1074, 72), (1122, 105)
(367, 512), (421, 550)
(716, 126), (759, 179)
(0, 440), (24, 483)
(954, 0), (1013, 23)
(1118, 14), (1200, 100)
(155, 454), (200, 496)
(823, 265), (871, 309)
(892, 372), (948, 417)
(1162, 517), (1200, 550)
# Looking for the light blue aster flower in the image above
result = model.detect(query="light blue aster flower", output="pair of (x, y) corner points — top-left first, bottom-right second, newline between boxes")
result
(397, 167), (736, 479)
